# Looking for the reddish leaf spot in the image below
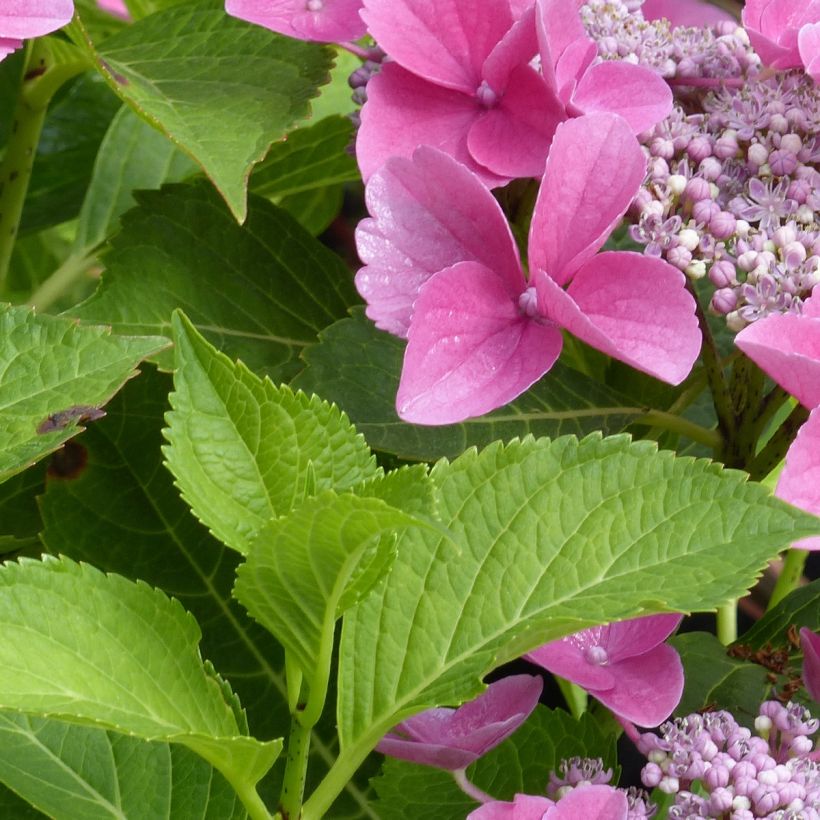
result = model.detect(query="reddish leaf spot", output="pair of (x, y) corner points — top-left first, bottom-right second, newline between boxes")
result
(47, 441), (88, 480)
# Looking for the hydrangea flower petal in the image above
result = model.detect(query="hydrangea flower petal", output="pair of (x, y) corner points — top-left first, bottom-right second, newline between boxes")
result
(536, 0), (588, 94)
(743, 0), (820, 71)
(596, 613), (682, 661)
(775, 408), (820, 551)
(397, 262), (563, 425)
(543, 784), (629, 819)
(225, 0), (366, 43)
(0, 0), (74, 39)
(641, 0), (736, 27)
(468, 793), (555, 820)
(355, 146), (520, 336)
(799, 22), (820, 81)
(0, 38), (23, 59)
(529, 114), (647, 287)
(799, 627), (820, 701)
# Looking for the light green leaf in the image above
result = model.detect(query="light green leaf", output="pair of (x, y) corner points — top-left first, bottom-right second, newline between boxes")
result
(235, 489), (429, 684)
(0, 305), (167, 484)
(326, 436), (820, 796)
(292, 311), (651, 461)
(0, 556), (280, 789)
(0, 713), (244, 820)
(740, 578), (820, 649)
(164, 313), (379, 554)
(70, 182), (358, 378)
(305, 48), (360, 122)
(73, 1), (334, 221)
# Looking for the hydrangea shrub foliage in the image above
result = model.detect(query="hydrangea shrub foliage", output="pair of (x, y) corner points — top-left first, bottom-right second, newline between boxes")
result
(0, 0), (818, 818)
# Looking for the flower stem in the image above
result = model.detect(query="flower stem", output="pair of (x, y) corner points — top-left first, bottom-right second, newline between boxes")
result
(768, 549), (808, 610)
(452, 769), (495, 804)
(26, 252), (95, 311)
(633, 410), (721, 450)
(556, 676), (588, 720)
(748, 404), (810, 481)
(716, 602), (737, 645)
(279, 717), (312, 819)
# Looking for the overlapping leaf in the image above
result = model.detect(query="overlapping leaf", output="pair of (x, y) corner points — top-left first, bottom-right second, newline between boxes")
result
(740, 579), (820, 649)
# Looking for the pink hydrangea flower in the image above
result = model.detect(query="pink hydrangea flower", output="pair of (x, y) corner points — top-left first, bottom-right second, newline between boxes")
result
(640, 0), (736, 28)
(224, 0), (366, 43)
(357, 0), (563, 185)
(356, 113), (700, 425)
(97, 0), (129, 19)
(468, 785), (629, 820)
(537, 0), (673, 134)
(800, 627), (820, 702)
(742, 0), (820, 81)
(0, 0), (74, 61)
(376, 675), (543, 770)
(526, 614), (685, 727)
(735, 294), (820, 550)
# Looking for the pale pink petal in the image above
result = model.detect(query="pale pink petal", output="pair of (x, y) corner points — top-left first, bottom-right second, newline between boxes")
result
(0, 37), (22, 60)
(355, 146), (522, 336)
(535, 252), (700, 385)
(544, 785), (628, 820)
(355, 63), (506, 188)
(600, 614), (684, 663)
(735, 313), (820, 408)
(469, 794), (555, 820)
(569, 62), (673, 134)
(0, 0), (74, 38)
(361, 0), (512, 93)
(376, 733), (479, 769)
(225, 0), (365, 42)
(804, 292), (820, 317)
(536, 0), (588, 93)
(468, 65), (564, 179)
(799, 628), (820, 701)
(775, 409), (820, 551)
(397, 262), (563, 424)
(526, 637), (617, 692)
(97, 0), (129, 19)
(799, 23), (820, 81)
(529, 114), (646, 287)
(641, 0), (736, 27)
(743, 0), (804, 68)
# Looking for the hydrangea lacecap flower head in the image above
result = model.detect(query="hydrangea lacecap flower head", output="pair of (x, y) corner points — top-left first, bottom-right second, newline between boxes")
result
(357, 0), (564, 186)
(640, 0), (736, 28)
(0, 0), (75, 61)
(356, 112), (700, 425)
(536, 0), (673, 134)
(467, 784), (629, 820)
(526, 613), (684, 726)
(800, 627), (820, 702)
(375, 674), (543, 769)
(742, 0), (820, 81)
(735, 294), (820, 550)
(224, 0), (366, 43)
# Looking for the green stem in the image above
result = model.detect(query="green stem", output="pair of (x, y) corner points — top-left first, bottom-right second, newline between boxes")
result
(280, 718), (312, 819)
(556, 676), (588, 720)
(748, 404), (810, 481)
(768, 549), (808, 610)
(302, 742), (374, 820)
(724, 354), (766, 468)
(26, 252), (95, 311)
(633, 410), (721, 450)
(285, 653), (304, 716)
(749, 386), (793, 450)
(716, 602), (737, 645)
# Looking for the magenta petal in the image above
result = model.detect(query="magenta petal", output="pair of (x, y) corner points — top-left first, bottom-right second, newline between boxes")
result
(397, 262), (563, 425)
(800, 628), (820, 701)
(468, 65), (563, 179)
(743, 0), (805, 68)
(376, 733), (480, 769)
(601, 614), (684, 662)
(0, 0), (74, 38)
(356, 63), (506, 188)
(224, 0), (365, 42)
(593, 644), (684, 726)
(570, 62), (673, 134)
(361, 0), (512, 92)
(776, 409), (820, 552)
(529, 114), (646, 286)
(544, 785), (628, 820)
(799, 23), (820, 80)
(641, 0), (736, 27)
(536, 0), (588, 93)
(355, 145), (522, 336)
(536, 253), (699, 385)
(0, 37), (22, 60)
(482, 4), (539, 92)
(526, 635), (617, 692)
(735, 313), (820, 408)
(469, 794), (555, 820)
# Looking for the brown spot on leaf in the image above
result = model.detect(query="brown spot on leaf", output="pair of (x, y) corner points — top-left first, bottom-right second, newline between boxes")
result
(48, 441), (88, 480)
(37, 405), (105, 435)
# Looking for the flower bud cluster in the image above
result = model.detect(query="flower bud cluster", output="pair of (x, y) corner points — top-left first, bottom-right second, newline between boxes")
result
(637, 702), (819, 818)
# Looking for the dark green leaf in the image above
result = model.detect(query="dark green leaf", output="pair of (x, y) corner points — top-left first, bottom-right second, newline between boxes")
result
(740, 579), (820, 650)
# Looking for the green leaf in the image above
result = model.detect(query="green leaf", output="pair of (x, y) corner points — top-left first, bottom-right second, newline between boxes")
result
(305, 48), (360, 123)
(740, 579), (820, 649)
(249, 116), (358, 200)
(671, 632), (771, 727)
(73, 106), (197, 254)
(279, 183), (344, 235)
(0, 713), (244, 820)
(74, 1), (334, 221)
(70, 182), (358, 378)
(373, 707), (618, 819)
(292, 311), (651, 461)
(0, 305), (167, 484)
(235, 489), (429, 685)
(0, 556), (281, 788)
(329, 436), (820, 788)
(165, 313), (380, 555)
(0, 782), (45, 818)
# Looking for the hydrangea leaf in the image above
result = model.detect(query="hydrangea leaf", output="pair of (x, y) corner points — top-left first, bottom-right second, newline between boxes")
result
(739, 579), (820, 649)
(0, 556), (281, 791)
(291, 310), (651, 460)
(70, 182), (357, 379)
(373, 706), (618, 819)
(0, 713), (244, 820)
(39, 367), (377, 817)
(0, 305), (167, 485)
(73, 0), (333, 221)
(329, 436), (820, 789)
(164, 313), (380, 555)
